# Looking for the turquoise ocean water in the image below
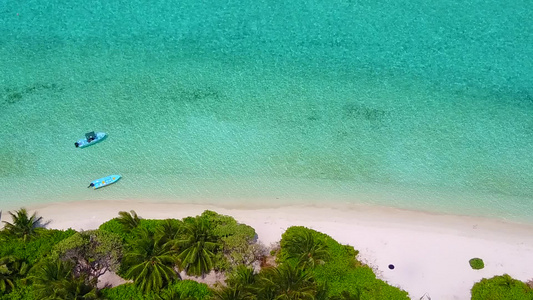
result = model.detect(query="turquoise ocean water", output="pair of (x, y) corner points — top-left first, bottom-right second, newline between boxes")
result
(1, 0), (532, 222)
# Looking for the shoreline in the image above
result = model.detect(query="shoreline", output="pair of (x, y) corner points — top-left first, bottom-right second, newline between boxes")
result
(6, 199), (533, 299)
(22, 198), (533, 236)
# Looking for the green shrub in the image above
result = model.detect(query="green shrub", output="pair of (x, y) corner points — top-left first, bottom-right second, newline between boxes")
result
(471, 274), (533, 300)
(114, 211), (258, 278)
(202, 210), (259, 270)
(167, 280), (212, 299)
(0, 283), (37, 300)
(99, 218), (162, 244)
(50, 229), (123, 282)
(0, 229), (75, 264)
(280, 226), (409, 299)
(0, 229), (74, 299)
(101, 280), (211, 300)
(99, 218), (128, 240)
(136, 219), (163, 234)
(469, 258), (485, 270)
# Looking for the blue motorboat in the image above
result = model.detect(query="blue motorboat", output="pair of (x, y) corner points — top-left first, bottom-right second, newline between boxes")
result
(88, 175), (121, 189)
(75, 132), (107, 148)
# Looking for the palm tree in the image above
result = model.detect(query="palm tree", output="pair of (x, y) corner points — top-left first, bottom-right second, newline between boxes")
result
(256, 263), (317, 300)
(213, 266), (257, 300)
(0, 262), (14, 294)
(2, 208), (43, 241)
(227, 265), (256, 287)
(330, 290), (362, 300)
(117, 210), (141, 232)
(156, 219), (184, 244)
(282, 230), (328, 269)
(30, 259), (72, 298)
(173, 218), (219, 277)
(30, 259), (100, 300)
(123, 229), (178, 293)
(157, 288), (196, 300)
(314, 283), (330, 300)
(0, 255), (28, 294)
(61, 275), (101, 300)
(213, 285), (248, 300)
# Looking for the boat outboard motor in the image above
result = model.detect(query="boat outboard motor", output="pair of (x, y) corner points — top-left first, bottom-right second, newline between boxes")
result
(74, 142), (79, 148)
(87, 183), (95, 188)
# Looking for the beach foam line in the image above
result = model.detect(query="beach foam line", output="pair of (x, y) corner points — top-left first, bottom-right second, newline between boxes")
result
(17, 199), (533, 299)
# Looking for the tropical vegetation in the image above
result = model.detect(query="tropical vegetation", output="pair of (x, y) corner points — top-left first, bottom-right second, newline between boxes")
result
(471, 274), (533, 300)
(0, 207), (529, 300)
(469, 258), (484, 270)
(2, 209), (43, 241)
(122, 228), (178, 293)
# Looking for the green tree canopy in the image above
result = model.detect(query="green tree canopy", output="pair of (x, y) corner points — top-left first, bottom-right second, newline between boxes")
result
(212, 285), (248, 300)
(471, 274), (533, 300)
(0, 255), (28, 295)
(2, 208), (43, 241)
(29, 259), (101, 300)
(0, 260), (14, 295)
(280, 227), (329, 269)
(174, 217), (219, 277)
(123, 229), (178, 293)
(156, 219), (185, 244)
(117, 210), (141, 232)
(101, 280), (211, 300)
(51, 229), (123, 282)
(195, 210), (263, 272)
(213, 265), (258, 300)
(257, 263), (317, 300)
(280, 226), (409, 299)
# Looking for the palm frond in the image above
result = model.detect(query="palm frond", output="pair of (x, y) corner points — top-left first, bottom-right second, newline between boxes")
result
(117, 210), (141, 231)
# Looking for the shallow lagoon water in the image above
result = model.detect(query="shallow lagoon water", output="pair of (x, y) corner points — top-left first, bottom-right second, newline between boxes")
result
(0, 0), (532, 222)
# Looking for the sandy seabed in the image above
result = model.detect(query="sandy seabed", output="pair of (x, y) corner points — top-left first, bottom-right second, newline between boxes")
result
(8, 199), (533, 300)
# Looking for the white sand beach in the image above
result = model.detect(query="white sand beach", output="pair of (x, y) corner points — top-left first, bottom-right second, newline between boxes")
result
(16, 200), (533, 300)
